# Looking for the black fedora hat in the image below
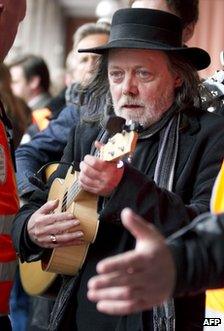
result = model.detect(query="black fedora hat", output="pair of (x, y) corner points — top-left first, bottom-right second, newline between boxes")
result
(79, 8), (210, 71)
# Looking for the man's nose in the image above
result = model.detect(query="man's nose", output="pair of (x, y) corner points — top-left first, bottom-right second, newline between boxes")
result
(122, 75), (138, 96)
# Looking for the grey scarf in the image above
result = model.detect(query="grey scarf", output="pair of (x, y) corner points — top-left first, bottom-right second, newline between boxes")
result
(131, 105), (180, 331)
(152, 110), (181, 331)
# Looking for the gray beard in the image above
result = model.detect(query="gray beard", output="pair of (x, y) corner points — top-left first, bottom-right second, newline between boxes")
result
(113, 92), (174, 128)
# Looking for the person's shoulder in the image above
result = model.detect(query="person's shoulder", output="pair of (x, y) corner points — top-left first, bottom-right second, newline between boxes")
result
(187, 106), (224, 127)
(77, 118), (101, 133)
(55, 104), (80, 122)
(182, 107), (224, 143)
(199, 108), (224, 127)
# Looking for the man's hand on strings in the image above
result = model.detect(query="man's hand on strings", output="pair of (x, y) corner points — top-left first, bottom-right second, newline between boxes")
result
(79, 141), (124, 196)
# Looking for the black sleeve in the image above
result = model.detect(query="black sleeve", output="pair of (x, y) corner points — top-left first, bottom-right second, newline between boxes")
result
(100, 163), (194, 236)
(168, 213), (224, 296)
(99, 119), (224, 236)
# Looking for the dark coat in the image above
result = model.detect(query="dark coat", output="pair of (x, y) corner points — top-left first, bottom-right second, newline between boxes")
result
(12, 106), (224, 331)
(170, 212), (224, 296)
(15, 104), (80, 197)
(15, 86), (105, 199)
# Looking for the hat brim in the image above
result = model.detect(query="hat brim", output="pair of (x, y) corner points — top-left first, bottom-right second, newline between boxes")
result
(79, 40), (210, 71)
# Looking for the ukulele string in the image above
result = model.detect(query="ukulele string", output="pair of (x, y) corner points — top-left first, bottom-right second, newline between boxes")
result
(61, 148), (102, 211)
(61, 181), (80, 211)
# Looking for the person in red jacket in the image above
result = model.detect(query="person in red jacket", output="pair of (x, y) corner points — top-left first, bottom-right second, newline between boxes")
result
(0, 1), (27, 330)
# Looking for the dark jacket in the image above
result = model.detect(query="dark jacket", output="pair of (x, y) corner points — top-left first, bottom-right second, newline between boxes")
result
(15, 86), (105, 199)
(12, 106), (224, 331)
(169, 212), (224, 296)
(15, 104), (80, 197)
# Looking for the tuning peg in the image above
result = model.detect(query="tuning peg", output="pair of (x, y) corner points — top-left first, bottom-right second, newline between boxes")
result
(116, 160), (124, 169)
(127, 154), (133, 163)
(124, 121), (144, 133)
(108, 137), (115, 144)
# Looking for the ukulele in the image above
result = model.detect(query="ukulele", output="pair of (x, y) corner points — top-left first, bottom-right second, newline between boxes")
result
(20, 127), (138, 296)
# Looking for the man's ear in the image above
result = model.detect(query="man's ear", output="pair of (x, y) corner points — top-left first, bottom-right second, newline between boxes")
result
(174, 75), (182, 88)
(182, 22), (195, 43)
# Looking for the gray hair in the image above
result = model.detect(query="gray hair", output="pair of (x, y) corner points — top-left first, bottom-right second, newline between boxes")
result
(73, 22), (110, 49)
(166, 52), (201, 108)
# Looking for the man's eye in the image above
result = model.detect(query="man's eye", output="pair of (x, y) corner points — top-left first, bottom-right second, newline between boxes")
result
(109, 71), (123, 81)
(109, 70), (123, 78)
(136, 70), (151, 80)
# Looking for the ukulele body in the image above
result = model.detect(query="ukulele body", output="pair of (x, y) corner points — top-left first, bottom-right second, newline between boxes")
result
(42, 167), (99, 275)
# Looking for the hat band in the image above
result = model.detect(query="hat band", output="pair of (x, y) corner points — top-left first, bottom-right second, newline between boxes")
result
(109, 24), (182, 48)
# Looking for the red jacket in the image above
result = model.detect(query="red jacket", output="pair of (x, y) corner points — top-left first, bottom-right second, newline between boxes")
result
(0, 116), (19, 315)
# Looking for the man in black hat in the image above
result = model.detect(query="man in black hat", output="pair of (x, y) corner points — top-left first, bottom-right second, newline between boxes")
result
(131, 0), (224, 116)
(12, 8), (224, 331)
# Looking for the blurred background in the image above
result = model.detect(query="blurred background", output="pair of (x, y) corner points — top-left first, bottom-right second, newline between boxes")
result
(6, 0), (224, 93)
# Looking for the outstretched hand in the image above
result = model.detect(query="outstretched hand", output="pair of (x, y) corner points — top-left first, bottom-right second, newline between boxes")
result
(87, 208), (176, 315)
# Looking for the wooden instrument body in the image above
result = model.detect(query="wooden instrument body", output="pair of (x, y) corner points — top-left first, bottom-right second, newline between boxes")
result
(20, 168), (99, 296)
(42, 168), (99, 275)
(19, 129), (138, 296)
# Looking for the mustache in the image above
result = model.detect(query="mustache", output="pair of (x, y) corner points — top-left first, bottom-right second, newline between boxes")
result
(117, 96), (145, 108)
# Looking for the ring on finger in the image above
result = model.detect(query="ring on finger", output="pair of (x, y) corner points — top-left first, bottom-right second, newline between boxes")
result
(50, 234), (57, 244)
(126, 267), (134, 275)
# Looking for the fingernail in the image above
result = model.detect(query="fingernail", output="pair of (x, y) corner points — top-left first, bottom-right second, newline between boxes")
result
(73, 220), (80, 225)
(88, 280), (93, 289)
(87, 290), (93, 298)
(75, 231), (83, 238)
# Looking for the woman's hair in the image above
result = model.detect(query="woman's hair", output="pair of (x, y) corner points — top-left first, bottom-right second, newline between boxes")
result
(0, 63), (31, 147)
(82, 55), (109, 121)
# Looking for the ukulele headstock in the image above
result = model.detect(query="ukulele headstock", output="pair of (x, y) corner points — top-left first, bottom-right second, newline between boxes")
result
(100, 130), (138, 162)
